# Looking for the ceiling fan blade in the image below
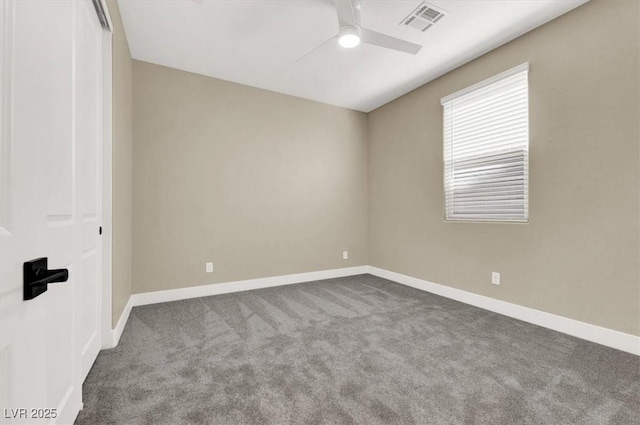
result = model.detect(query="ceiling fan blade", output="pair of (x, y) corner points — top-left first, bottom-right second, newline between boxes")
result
(360, 28), (422, 55)
(334, 0), (360, 28)
(295, 35), (338, 63)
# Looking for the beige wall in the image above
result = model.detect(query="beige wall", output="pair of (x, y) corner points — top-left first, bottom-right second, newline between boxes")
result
(132, 61), (368, 294)
(107, 0), (133, 327)
(368, 0), (640, 336)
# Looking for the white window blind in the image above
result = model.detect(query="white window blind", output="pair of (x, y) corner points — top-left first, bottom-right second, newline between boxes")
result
(441, 63), (529, 222)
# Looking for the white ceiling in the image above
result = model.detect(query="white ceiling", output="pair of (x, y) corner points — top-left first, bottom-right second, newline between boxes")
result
(118, 0), (588, 112)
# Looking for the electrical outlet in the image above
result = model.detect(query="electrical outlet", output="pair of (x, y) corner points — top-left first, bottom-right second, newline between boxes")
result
(206, 262), (213, 273)
(491, 272), (500, 285)
(343, 251), (348, 260)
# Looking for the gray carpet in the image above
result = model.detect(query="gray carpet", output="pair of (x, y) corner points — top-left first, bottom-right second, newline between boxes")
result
(76, 274), (639, 425)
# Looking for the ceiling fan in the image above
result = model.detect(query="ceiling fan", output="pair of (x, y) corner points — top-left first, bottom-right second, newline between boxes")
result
(297, 0), (422, 61)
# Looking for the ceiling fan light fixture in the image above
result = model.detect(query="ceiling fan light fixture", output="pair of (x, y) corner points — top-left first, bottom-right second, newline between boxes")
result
(338, 27), (361, 48)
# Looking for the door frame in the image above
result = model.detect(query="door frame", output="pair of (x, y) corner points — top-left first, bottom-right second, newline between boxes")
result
(97, 0), (114, 350)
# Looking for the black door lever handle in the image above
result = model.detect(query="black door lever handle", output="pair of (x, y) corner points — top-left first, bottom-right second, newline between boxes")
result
(24, 257), (69, 300)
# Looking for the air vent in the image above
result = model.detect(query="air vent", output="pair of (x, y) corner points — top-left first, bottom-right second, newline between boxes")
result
(400, 2), (447, 32)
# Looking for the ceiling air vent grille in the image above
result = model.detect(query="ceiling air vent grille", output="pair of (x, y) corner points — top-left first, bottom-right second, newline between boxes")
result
(400, 2), (447, 32)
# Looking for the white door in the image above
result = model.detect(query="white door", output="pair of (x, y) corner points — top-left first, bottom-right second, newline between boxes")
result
(0, 1), (104, 424)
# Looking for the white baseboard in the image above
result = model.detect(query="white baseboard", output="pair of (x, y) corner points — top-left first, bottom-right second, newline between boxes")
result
(130, 266), (369, 307)
(106, 264), (639, 356)
(368, 266), (640, 356)
(108, 295), (133, 348)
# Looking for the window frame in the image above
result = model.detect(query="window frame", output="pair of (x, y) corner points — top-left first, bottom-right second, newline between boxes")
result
(441, 63), (530, 224)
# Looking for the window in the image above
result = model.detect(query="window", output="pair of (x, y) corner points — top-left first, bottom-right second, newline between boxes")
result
(441, 63), (529, 222)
